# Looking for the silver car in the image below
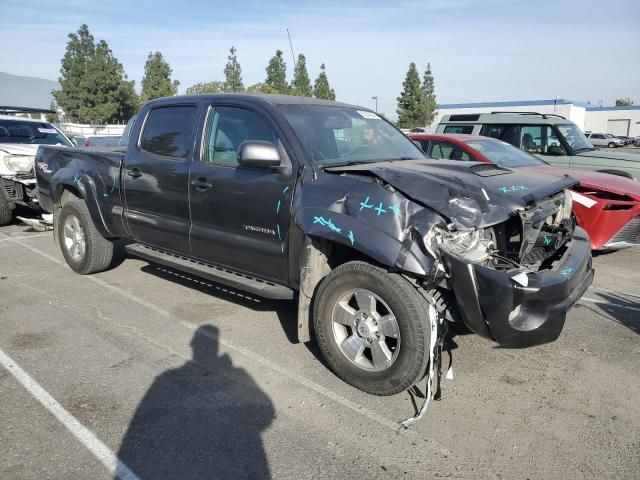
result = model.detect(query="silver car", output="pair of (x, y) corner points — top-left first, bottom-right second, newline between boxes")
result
(586, 132), (624, 148)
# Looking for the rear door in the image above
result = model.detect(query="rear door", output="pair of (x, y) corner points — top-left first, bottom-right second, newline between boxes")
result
(123, 104), (198, 252)
(428, 140), (473, 161)
(188, 103), (296, 282)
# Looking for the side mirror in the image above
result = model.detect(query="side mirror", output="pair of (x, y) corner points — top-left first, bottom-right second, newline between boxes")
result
(238, 141), (281, 169)
(69, 136), (78, 146)
(547, 145), (566, 156)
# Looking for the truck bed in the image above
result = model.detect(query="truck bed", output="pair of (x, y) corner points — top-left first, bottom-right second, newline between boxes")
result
(35, 145), (127, 238)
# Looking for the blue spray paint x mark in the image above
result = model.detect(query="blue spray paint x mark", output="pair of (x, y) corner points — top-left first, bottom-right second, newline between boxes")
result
(313, 216), (342, 234)
(374, 203), (387, 216)
(282, 186), (289, 195)
(388, 205), (400, 215)
(560, 267), (574, 279)
(73, 174), (82, 185)
(543, 235), (552, 246)
(499, 185), (529, 193)
(359, 196), (374, 211)
(103, 173), (117, 197)
(276, 199), (281, 214)
(348, 230), (355, 246)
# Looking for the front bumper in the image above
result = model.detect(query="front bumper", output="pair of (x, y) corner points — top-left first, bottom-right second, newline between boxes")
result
(442, 226), (594, 348)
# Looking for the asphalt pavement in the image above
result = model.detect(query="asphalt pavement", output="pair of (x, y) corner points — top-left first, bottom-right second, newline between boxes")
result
(1, 221), (638, 479)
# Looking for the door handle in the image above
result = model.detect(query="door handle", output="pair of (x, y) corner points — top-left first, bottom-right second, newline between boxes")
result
(190, 177), (212, 191)
(127, 168), (142, 179)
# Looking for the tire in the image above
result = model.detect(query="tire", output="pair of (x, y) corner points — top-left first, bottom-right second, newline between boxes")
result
(57, 199), (113, 274)
(313, 261), (431, 396)
(608, 142), (616, 148)
(0, 194), (13, 226)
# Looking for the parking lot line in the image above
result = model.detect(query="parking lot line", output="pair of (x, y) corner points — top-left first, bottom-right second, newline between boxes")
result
(579, 297), (640, 313)
(0, 233), (51, 242)
(1, 234), (442, 445)
(0, 348), (142, 480)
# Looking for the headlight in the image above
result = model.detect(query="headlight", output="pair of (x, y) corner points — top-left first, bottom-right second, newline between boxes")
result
(3, 154), (35, 174)
(425, 226), (492, 264)
(439, 229), (482, 254)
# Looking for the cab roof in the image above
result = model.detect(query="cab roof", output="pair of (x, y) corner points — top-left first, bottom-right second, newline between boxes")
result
(146, 93), (361, 110)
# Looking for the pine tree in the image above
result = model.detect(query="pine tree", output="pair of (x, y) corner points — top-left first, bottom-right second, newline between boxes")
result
(420, 62), (437, 127)
(52, 25), (138, 123)
(185, 81), (225, 94)
(291, 54), (312, 96)
(265, 50), (289, 94)
(313, 63), (336, 100)
(52, 24), (96, 122)
(141, 51), (179, 102)
(396, 62), (425, 129)
(45, 101), (59, 123)
(223, 46), (244, 93)
(246, 83), (278, 94)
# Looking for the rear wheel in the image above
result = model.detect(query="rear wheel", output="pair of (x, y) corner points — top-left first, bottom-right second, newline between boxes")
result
(313, 261), (431, 396)
(58, 199), (113, 274)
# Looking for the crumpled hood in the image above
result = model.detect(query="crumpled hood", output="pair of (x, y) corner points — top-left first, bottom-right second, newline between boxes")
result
(326, 159), (576, 228)
(0, 143), (40, 156)
(521, 164), (640, 200)
(577, 149), (640, 163)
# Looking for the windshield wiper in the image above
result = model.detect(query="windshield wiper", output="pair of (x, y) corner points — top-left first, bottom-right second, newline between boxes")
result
(574, 147), (595, 153)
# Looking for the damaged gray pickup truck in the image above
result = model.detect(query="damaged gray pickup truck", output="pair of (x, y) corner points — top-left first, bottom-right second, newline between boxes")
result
(35, 94), (594, 398)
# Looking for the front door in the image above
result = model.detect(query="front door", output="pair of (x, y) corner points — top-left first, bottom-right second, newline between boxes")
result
(123, 104), (199, 253)
(188, 104), (296, 282)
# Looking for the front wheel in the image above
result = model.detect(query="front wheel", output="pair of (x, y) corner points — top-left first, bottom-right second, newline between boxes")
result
(313, 261), (432, 396)
(608, 142), (616, 148)
(58, 199), (113, 274)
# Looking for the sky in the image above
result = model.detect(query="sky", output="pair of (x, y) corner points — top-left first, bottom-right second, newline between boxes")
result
(2, 0), (639, 118)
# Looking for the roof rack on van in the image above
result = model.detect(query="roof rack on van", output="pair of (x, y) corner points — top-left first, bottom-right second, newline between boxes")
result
(0, 106), (54, 115)
(489, 111), (566, 120)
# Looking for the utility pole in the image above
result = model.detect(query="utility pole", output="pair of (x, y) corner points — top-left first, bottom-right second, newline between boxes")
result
(371, 96), (378, 113)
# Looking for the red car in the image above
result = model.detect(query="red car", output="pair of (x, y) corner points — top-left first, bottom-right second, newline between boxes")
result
(409, 133), (640, 250)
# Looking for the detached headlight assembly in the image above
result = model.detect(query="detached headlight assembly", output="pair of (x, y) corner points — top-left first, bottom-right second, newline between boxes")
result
(3, 154), (35, 174)
(425, 226), (491, 263)
(439, 229), (482, 255)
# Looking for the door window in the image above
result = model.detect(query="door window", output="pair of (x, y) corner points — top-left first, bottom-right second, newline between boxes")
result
(203, 106), (279, 166)
(480, 124), (519, 146)
(140, 106), (197, 159)
(443, 125), (474, 134)
(429, 140), (472, 161)
(519, 125), (564, 154)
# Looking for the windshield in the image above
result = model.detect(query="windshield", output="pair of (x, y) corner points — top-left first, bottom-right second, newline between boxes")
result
(465, 139), (543, 168)
(279, 105), (425, 166)
(555, 123), (593, 152)
(0, 119), (71, 146)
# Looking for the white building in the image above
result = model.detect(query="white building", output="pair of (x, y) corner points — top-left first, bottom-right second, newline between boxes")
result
(431, 99), (640, 137)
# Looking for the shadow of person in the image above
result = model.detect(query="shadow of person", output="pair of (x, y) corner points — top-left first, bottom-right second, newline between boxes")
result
(116, 325), (274, 479)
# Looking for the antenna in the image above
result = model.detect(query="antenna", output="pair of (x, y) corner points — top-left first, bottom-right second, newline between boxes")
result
(286, 28), (297, 68)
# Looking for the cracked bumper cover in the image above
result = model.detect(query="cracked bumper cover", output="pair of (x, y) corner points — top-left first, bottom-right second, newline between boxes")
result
(442, 226), (594, 348)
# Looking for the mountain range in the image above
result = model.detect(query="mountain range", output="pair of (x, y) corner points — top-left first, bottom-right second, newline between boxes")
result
(0, 72), (59, 109)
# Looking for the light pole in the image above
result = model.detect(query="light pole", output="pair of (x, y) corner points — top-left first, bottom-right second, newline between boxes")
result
(372, 96), (378, 113)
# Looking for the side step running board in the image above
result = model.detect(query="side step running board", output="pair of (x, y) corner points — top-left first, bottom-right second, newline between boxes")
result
(125, 243), (295, 300)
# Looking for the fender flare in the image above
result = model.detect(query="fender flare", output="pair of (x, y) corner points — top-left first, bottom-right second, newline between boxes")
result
(52, 169), (113, 239)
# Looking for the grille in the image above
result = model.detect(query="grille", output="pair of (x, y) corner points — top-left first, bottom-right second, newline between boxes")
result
(1, 179), (22, 200)
(610, 216), (640, 245)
